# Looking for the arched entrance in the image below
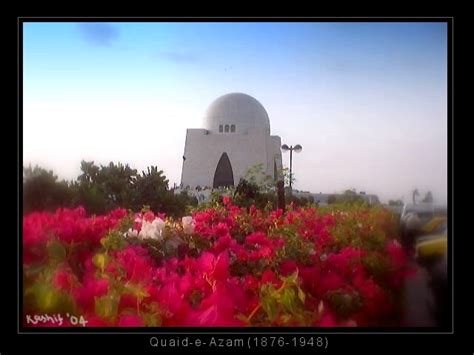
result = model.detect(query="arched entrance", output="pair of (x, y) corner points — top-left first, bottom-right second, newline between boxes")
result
(213, 152), (234, 188)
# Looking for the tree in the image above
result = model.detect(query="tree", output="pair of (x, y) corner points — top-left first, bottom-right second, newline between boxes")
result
(23, 165), (73, 214)
(326, 189), (366, 205)
(73, 161), (138, 214)
(243, 163), (275, 193)
(131, 166), (169, 213)
(24, 161), (199, 218)
(412, 189), (420, 205)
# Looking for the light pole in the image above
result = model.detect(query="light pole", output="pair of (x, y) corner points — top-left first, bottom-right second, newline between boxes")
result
(281, 144), (302, 191)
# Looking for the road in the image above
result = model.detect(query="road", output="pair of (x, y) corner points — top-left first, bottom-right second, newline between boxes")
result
(402, 259), (437, 327)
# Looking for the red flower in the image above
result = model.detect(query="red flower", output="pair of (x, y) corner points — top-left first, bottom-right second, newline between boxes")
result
(86, 315), (110, 327)
(196, 251), (230, 282)
(245, 232), (268, 246)
(317, 308), (338, 327)
(222, 196), (231, 206)
(73, 277), (109, 312)
(214, 222), (230, 238)
(280, 260), (298, 276)
(212, 234), (236, 254)
(118, 293), (138, 312)
(143, 211), (155, 222)
(261, 270), (282, 288)
(52, 268), (77, 292)
(118, 314), (144, 327)
(319, 272), (345, 295)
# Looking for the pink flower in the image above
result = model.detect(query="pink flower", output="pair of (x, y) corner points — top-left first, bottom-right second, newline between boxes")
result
(245, 232), (268, 246)
(143, 211), (155, 222)
(73, 277), (109, 312)
(118, 314), (144, 327)
(52, 268), (77, 291)
(318, 309), (338, 327)
(261, 270), (282, 288)
(214, 222), (230, 238)
(222, 195), (231, 206)
(196, 251), (230, 282)
(319, 272), (345, 294)
(85, 315), (110, 327)
(280, 260), (298, 276)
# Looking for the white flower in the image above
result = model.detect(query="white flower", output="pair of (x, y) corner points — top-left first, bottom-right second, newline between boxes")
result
(182, 216), (195, 235)
(152, 218), (166, 232)
(138, 223), (150, 240)
(138, 218), (166, 241)
(125, 228), (138, 238)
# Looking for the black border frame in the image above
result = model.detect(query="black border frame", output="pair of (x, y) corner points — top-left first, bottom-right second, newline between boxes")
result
(17, 16), (454, 337)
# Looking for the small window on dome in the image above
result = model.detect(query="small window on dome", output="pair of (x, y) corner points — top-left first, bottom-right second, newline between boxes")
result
(231, 124), (235, 132)
(225, 125), (229, 132)
(219, 125), (223, 132)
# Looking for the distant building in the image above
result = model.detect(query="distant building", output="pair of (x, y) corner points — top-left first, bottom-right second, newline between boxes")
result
(293, 191), (380, 206)
(180, 93), (282, 189)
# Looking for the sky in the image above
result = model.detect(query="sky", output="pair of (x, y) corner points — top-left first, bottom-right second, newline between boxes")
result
(23, 22), (448, 204)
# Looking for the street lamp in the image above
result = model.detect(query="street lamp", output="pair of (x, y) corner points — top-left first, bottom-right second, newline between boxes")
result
(281, 144), (302, 190)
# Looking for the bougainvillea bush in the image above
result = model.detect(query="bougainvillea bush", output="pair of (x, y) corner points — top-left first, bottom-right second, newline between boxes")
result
(22, 199), (412, 327)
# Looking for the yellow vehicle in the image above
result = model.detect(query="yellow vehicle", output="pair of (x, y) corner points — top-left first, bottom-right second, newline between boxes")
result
(415, 217), (447, 260)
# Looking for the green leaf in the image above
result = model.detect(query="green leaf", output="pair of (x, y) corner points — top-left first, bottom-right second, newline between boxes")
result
(286, 271), (299, 285)
(235, 313), (250, 324)
(36, 282), (59, 312)
(297, 287), (306, 304)
(125, 283), (149, 300)
(261, 295), (278, 321)
(47, 240), (66, 264)
(95, 294), (119, 320)
(281, 288), (297, 314)
(93, 253), (108, 273)
(142, 312), (161, 327)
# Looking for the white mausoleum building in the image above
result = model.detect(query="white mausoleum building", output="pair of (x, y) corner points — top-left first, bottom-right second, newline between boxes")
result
(180, 93), (282, 189)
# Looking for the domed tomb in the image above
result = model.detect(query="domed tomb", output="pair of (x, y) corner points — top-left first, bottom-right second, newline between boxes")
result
(203, 93), (271, 134)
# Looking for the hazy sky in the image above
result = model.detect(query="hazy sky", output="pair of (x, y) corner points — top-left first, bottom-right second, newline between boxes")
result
(23, 22), (448, 204)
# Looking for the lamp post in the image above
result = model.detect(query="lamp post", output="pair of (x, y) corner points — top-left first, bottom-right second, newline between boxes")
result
(281, 144), (302, 191)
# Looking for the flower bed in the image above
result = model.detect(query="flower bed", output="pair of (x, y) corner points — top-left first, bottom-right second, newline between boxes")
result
(22, 200), (412, 327)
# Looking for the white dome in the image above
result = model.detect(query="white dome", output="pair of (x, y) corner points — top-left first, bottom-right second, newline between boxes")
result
(203, 93), (270, 134)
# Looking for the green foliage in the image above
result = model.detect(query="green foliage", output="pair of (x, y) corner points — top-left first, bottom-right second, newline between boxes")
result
(130, 166), (168, 211)
(73, 161), (138, 214)
(233, 178), (276, 210)
(243, 163), (276, 193)
(24, 269), (76, 315)
(361, 252), (391, 283)
(95, 292), (120, 321)
(327, 189), (367, 206)
(327, 290), (363, 319)
(270, 226), (314, 266)
(47, 239), (67, 265)
(286, 194), (315, 207)
(24, 161), (198, 218)
(100, 214), (134, 252)
(23, 165), (73, 214)
(324, 204), (396, 252)
(257, 271), (312, 326)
